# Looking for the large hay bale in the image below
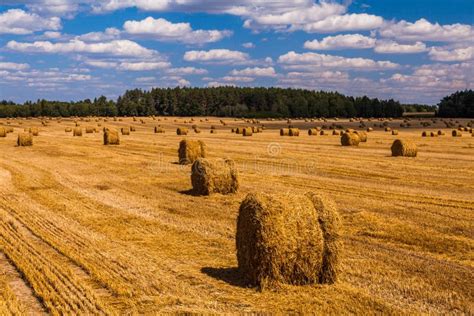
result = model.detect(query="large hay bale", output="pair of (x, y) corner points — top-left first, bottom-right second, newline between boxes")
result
(354, 131), (367, 142)
(236, 192), (342, 289)
(0, 127), (6, 137)
(121, 127), (130, 135)
(341, 132), (360, 146)
(280, 128), (290, 136)
(191, 158), (239, 195)
(29, 127), (39, 136)
(391, 139), (417, 157)
(452, 130), (462, 137)
(178, 139), (207, 165)
(104, 129), (120, 145)
(177, 127), (188, 135)
(308, 128), (318, 136)
(289, 128), (300, 136)
(73, 127), (82, 136)
(17, 133), (33, 146)
(243, 127), (253, 136)
(86, 127), (94, 134)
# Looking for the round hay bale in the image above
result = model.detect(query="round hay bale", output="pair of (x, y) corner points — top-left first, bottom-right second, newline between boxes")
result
(236, 192), (342, 289)
(121, 127), (130, 135)
(177, 127), (189, 135)
(73, 127), (82, 136)
(354, 131), (367, 142)
(29, 127), (39, 136)
(280, 128), (289, 136)
(155, 127), (165, 133)
(289, 128), (300, 136)
(231, 128), (235, 133)
(308, 128), (318, 136)
(452, 130), (462, 137)
(235, 127), (243, 134)
(385, 127), (392, 132)
(332, 130), (340, 136)
(85, 127), (94, 134)
(391, 139), (417, 157)
(6, 127), (13, 133)
(178, 139), (207, 165)
(430, 132), (437, 137)
(17, 133), (33, 146)
(243, 127), (253, 136)
(392, 130), (399, 135)
(193, 128), (201, 134)
(210, 129), (217, 134)
(191, 158), (239, 195)
(0, 127), (6, 137)
(341, 132), (360, 146)
(104, 129), (120, 145)
(130, 126), (136, 132)
(437, 130), (445, 136)
(422, 131), (428, 137)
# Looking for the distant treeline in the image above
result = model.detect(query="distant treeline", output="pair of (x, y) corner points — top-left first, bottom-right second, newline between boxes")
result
(437, 90), (474, 118)
(0, 86), (448, 119)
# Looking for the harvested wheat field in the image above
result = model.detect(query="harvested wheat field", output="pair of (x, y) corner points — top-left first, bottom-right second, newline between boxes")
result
(0, 116), (473, 314)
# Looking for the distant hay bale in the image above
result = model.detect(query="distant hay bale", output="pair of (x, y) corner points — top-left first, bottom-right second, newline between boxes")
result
(243, 127), (253, 136)
(130, 126), (136, 132)
(177, 127), (189, 135)
(385, 127), (392, 132)
(452, 130), (462, 137)
(280, 128), (290, 136)
(0, 127), (6, 137)
(289, 128), (300, 136)
(6, 127), (13, 133)
(86, 127), (94, 134)
(320, 130), (327, 136)
(354, 131), (367, 142)
(191, 158), (239, 195)
(121, 127), (130, 135)
(155, 126), (165, 133)
(332, 130), (340, 136)
(422, 131), (428, 137)
(73, 127), (82, 136)
(391, 139), (417, 157)
(341, 132), (360, 146)
(29, 127), (39, 136)
(178, 139), (207, 165)
(104, 129), (120, 145)
(235, 127), (243, 135)
(231, 128), (235, 133)
(210, 129), (217, 134)
(17, 133), (33, 146)
(308, 128), (318, 135)
(392, 130), (399, 135)
(236, 192), (342, 289)
(430, 132), (437, 137)
(193, 128), (201, 134)
(437, 130), (445, 136)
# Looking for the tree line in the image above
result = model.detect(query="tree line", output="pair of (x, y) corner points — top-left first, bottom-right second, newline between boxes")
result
(437, 90), (474, 118)
(0, 86), (448, 118)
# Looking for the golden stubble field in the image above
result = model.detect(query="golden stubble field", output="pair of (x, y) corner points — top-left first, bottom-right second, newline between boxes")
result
(0, 116), (473, 314)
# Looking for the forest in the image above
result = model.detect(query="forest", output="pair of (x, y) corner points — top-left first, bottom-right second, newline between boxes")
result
(0, 86), (459, 119)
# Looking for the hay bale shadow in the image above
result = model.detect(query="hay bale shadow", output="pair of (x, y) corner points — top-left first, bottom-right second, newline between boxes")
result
(201, 267), (247, 288)
(179, 189), (200, 196)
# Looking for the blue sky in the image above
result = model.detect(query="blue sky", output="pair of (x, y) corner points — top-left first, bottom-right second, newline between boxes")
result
(0, 1), (473, 104)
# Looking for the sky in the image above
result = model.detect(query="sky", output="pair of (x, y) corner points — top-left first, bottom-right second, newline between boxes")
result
(0, 0), (473, 105)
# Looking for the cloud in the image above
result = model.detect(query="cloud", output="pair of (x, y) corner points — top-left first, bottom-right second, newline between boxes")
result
(278, 51), (399, 71)
(184, 49), (249, 63)
(75, 27), (121, 42)
(123, 17), (231, 44)
(242, 42), (255, 49)
(0, 9), (61, 34)
(374, 40), (427, 54)
(165, 67), (208, 75)
(222, 76), (255, 82)
(379, 18), (473, 42)
(304, 34), (376, 50)
(295, 13), (383, 33)
(84, 60), (171, 70)
(428, 46), (474, 62)
(0, 62), (30, 70)
(6, 39), (158, 57)
(229, 67), (277, 77)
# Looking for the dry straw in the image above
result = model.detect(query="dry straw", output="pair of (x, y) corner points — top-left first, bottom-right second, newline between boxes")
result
(73, 127), (82, 136)
(391, 139), (417, 157)
(177, 127), (189, 135)
(178, 139), (207, 165)
(236, 192), (342, 290)
(17, 133), (33, 146)
(104, 129), (120, 145)
(341, 132), (360, 146)
(191, 158), (239, 195)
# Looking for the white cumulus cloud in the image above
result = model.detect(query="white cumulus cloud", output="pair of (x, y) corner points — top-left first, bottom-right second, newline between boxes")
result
(374, 40), (427, 54)
(304, 34), (376, 50)
(184, 49), (249, 63)
(0, 9), (61, 34)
